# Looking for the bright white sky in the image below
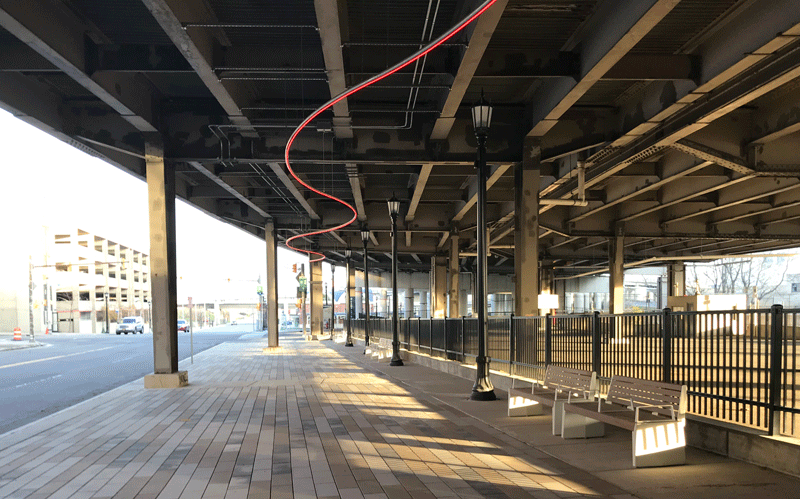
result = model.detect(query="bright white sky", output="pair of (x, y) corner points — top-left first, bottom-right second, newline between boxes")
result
(0, 109), (342, 303)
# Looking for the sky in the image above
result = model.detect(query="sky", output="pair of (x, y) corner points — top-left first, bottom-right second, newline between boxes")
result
(0, 109), (342, 304)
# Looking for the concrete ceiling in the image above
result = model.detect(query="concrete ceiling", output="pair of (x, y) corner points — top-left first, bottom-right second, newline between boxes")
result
(1, 0), (799, 277)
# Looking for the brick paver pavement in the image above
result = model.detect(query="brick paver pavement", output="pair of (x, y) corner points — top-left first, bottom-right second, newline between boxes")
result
(0, 331), (797, 498)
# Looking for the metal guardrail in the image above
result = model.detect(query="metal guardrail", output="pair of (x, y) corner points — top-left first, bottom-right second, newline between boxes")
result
(349, 306), (800, 438)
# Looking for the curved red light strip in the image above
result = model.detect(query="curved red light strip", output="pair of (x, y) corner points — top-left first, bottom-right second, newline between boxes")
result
(284, 0), (499, 262)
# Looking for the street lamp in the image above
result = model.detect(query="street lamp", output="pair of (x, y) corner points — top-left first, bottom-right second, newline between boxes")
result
(387, 195), (403, 366)
(471, 90), (496, 400)
(361, 226), (371, 353)
(344, 249), (353, 346)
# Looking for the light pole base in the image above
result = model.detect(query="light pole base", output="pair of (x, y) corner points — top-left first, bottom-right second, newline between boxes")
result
(345, 341), (354, 347)
(470, 388), (497, 401)
(390, 357), (404, 366)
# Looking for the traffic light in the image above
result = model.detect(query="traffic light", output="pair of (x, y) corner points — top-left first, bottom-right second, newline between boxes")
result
(292, 263), (297, 273)
(296, 299), (302, 309)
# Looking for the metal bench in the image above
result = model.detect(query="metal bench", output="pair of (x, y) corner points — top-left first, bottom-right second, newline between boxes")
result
(561, 375), (687, 468)
(508, 365), (597, 435)
(369, 337), (392, 358)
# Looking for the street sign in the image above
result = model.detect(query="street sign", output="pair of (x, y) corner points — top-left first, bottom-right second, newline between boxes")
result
(256, 285), (263, 295)
(298, 276), (307, 293)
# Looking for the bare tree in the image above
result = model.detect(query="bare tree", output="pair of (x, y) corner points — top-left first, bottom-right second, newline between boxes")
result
(690, 255), (791, 306)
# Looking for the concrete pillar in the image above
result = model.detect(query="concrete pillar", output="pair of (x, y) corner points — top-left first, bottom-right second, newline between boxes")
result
(431, 256), (447, 318)
(491, 294), (502, 316)
(265, 221), (279, 347)
(379, 289), (388, 317)
(144, 139), (185, 388)
(515, 137), (540, 316)
(405, 288), (414, 318)
(310, 260), (323, 338)
(420, 291), (428, 318)
(349, 264), (357, 319)
(609, 235), (625, 314)
(448, 234), (459, 318)
(669, 262), (686, 297)
(355, 287), (363, 318)
(459, 288), (468, 317)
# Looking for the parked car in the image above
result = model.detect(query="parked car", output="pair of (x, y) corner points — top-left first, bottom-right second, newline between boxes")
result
(117, 316), (144, 334)
(177, 320), (190, 333)
(231, 320), (238, 325)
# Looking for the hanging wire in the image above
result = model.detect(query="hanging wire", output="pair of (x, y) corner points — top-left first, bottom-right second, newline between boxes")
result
(284, 0), (501, 262)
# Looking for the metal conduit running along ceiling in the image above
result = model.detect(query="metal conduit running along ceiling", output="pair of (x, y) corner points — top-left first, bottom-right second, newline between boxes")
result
(0, 0), (798, 277)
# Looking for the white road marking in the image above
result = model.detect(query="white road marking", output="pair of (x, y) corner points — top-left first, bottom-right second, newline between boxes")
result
(4, 374), (63, 391)
(0, 346), (117, 370)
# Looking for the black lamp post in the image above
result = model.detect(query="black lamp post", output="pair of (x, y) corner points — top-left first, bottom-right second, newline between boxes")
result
(471, 90), (496, 400)
(387, 195), (403, 366)
(361, 227), (371, 353)
(345, 249), (353, 346)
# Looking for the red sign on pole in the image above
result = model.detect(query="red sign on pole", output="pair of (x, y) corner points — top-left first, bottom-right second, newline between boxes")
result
(188, 297), (192, 307)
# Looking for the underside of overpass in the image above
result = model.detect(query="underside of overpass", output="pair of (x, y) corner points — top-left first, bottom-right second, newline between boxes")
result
(2, 1), (800, 377)
(2, 0), (799, 274)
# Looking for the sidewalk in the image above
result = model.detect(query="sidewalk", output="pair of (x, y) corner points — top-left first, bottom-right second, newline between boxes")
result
(0, 336), (44, 351)
(0, 331), (796, 498)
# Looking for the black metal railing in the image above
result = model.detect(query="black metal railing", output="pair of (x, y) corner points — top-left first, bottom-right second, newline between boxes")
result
(357, 305), (800, 438)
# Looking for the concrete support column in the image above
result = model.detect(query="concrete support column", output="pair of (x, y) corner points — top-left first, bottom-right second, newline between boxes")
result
(669, 262), (686, 297)
(515, 138), (540, 316)
(379, 289), (388, 317)
(144, 139), (185, 388)
(265, 221), (279, 347)
(355, 287), (363, 318)
(420, 291), (428, 318)
(405, 288), (414, 318)
(310, 260), (323, 338)
(431, 256), (447, 318)
(448, 234), (459, 318)
(609, 235), (625, 314)
(459, 288), (468, 317)
(349, 265), (357, 319)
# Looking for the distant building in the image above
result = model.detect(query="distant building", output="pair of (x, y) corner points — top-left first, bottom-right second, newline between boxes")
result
(0, 226), (151, 334)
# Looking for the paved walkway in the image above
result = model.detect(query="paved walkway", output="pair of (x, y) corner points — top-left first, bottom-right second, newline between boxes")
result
(0, 331), (798, 498)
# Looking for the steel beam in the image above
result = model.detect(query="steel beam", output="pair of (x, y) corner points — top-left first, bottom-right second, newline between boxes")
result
(452, 163), (512, 222)
(314, 0), (352, 138)
(0, 0), (159, 132)
(346, 164), (366, 221)
(670, 140), (753, 175)
(189, 162), (270, 219)
(570, 160), (713, 223)
(662, 179), (800, 225)
(527, 0), (680, 137)
(267, 162), (321, 220)
(141, 0), (257, 137)
(430, 0), (509, 140)
(405, 164), (433, 223)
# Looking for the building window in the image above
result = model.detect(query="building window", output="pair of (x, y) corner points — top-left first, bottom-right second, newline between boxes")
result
(792, 283), (799, 293)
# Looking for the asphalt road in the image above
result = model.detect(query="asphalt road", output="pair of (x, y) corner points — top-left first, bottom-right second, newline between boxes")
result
(0, 323), (262, 436)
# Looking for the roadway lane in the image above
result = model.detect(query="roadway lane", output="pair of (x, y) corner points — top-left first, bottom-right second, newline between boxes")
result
(0, 323), (261, 435)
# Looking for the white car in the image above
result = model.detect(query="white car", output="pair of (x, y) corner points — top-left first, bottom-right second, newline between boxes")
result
(117, 316), (144, 334)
